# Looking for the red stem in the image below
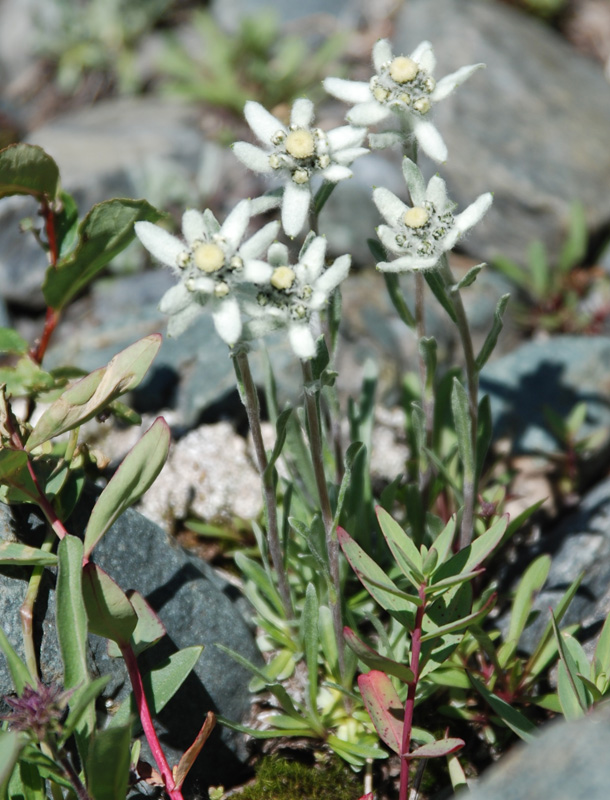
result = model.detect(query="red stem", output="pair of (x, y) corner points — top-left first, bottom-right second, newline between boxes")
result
(30, 199), (61, 365)
(31, 307), (60, 365)
(121, 644), (184, 800)
(399, 583), (427, 800)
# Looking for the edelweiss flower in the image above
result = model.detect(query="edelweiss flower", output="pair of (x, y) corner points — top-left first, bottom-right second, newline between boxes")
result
(374, 157), (492, 272)
(233, 99), (368, 237)
(135, 200), (279, 345)
(324, 39), (483, 163)
(245, 236), (350, 359)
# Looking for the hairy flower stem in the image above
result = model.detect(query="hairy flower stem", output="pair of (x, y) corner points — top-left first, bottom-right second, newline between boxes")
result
(415, 273), (433, 504)
(399, 583), (427, 800)
(233, 351), (293, 619)
(121, 644), (184, 800)
(301, 360), (344, 676)
(439, 255), (478, 549)
(46, 740), (92, 800)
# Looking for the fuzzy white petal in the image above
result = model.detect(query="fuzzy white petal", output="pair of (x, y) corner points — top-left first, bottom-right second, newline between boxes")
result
(454, 192), (493, 234)
(347, 102), (392, 126)
(299, 236), (327, 281)
(373, 39), (393, 71)
(321, 164), (353, 182)
(432, 64), (484, 102)
(331, 147), (369, 166)
(202, 208), (220, 237)
(239, 220), (280, 260)
(212, 297), (242, 346)
(373, 187), (409, 227)
(401, 158), (427, 206)
(426, 175), (450, 211)
(377, 254), (438, 272)
(314, 254), (350, 296)
(324, 77), (372, 105)
(289, 324), (316, 360)
(282, 183), (311, 237)
(327, 125), (367, 151)
(243, 259), (273, 283)
(290, 98), (314, 128)
(181, 210), (206, 246)
(158, 282), (191, 315)
(413, 119), (447, 163)
(232, 142), (273, 174)
(220, 199), (251, 248)
(377, 224), (405, 255)
(410, 41), (435, 73)
(167, 303), (203, 338)
(188, 276), (215, 293)
(250, 194), (282, 215)
(135, 222), (186, 270)
(369, 131), (403, 150)
(268, 242), (290, 265)
(244, 101), (285, 144)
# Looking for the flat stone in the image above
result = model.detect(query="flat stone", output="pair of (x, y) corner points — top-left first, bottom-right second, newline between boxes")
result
(468, 702), (610, 800)
(394, 0), (610, 266)
(0, 496), (261, 794)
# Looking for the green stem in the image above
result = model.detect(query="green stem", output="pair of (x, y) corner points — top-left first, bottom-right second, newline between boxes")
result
(233, 351), (293, 619)
(300, 359), (344, 676)
(439, 255), (479, 549)
(20, 529), (57, 681)
(415, 273), (433, 502)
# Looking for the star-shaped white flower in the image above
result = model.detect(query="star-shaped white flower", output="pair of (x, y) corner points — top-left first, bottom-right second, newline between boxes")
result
(233, 99), (368, 238)
(373, 157), (492, 272)
(244, 235), (350, 360)
(324, 39), (483, 163)
(135, 200), (279, 345)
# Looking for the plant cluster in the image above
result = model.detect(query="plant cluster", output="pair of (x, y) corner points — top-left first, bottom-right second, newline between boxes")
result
(2, 26), (610, 800)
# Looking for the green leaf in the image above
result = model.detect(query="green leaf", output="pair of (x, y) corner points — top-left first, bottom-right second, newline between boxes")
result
(358, 671), (403, 755)
(109, 646), (204, 729)
(42, 198), (163, 310)
(425, 270), (457, 323)
(0, 328), (28, 355)
(376, 507), (423, 579)
(263, 407), (292, 483)
(235, 551), (285, 617)
(528, 240), (549, 298)
(433, 515), (507, 583)
(87, 724), (131, 800)
(469, 675), (537, 742)
(451, 378), (474, 482)
(0, 730), (22, 793)
(475, 294), (510, 372)
(84, 417), (170, 557)
(0, 143), (59, 200)
(475, 394), (493, 487)
(337, 527), (420, 623)
(410, 738), (464, 759)
(452, 264), (484, 292)
(59, 675), (111, 746)
(55, 190), (79, 259)
(380, 271), (416, 328)
(558, 201), (587, 274)
(82, 563), (137, 646)
(302, 584), (319, 716)
(593, 609), (610, 684)
(507, 555), (551, 648)
(318, 605), (339, 679)
(26, 335), (162, 451)
(0, 541), (57, 566)
(0, 450), (37, 500)
(420, 590), (495, 642)
(0, 626), (32, 694)
(344, 627), (414, 683)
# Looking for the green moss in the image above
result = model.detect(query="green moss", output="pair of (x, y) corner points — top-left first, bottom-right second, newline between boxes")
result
(237, 756), (361, 800)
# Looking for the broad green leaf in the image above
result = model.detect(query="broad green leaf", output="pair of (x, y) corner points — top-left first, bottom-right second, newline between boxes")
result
(358, 671), (403, 755)
(0, 328), (28, 355)
(433, 515), (508, 583)
(109, 645), (204, 730)
(82, 563), (137, 646)
(430, 516), (457, 568)
(302, 584), (319, 715)
(84, 417), (170, 556)
(43, 198), (163, 310)
(17, 745), (72, 790)
(420, 584), (473, 671)
(0, 143), (59, 200)
(0, 541), (57, 566)
(420, 590), (495, 642)
(0, 450), (37, 500)
(344, 627), (414, 684)
(54, 190), (79, 260)
(469, 675), (537, 742)
(337, 527), (420, 623)
(0, 730), (21, 792)
(507, 555), (551, 647)
(0, 626), (32, 694)
(376, 507), (423, 580)
(410, 738), (464, 759)
(86, 724), (131, 800)
(26, 335), (162, 451)
(475, 294), (510, 371)
(8, 759), (45, 800)
(557, 662), (587, 720)
(451, 378), (474, 482)
(59, 675), (111, 746)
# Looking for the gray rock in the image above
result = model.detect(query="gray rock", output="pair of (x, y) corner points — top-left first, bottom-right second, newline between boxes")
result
(211, 0), (363, 32)
(516, 475), (610, 654)
(479, 335), (610, 457)
(468, 702), (610, 800)
(0, 496), (261, 794)
(394, 0), (610, 267)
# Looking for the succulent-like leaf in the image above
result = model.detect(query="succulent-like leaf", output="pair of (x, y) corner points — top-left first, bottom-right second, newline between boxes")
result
(82, 563), (137, 646)
(358, 670), (404, 754)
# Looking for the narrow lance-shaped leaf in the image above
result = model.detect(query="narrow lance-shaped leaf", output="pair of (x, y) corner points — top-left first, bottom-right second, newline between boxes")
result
(0, 626), (32, 694)
(84, 417), (170, 557)
(0, 541), (57, 566)
(451, 377), (474, 483)
(469, 674), (537, 743)
(302, 583), (319, 717)
(173, 712), (216, 791)
(475, 294), (510, 371)
(344, 627), (414, 684)
(410, 739), (464, 759)
(358, 671), (403, 755)
(0, 730), (22, 794)
(26, 334), (162, 451)
(43, 198), (164, 310)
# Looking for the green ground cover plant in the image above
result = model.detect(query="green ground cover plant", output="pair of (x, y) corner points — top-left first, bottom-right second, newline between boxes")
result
(2, 25), (610, 800)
